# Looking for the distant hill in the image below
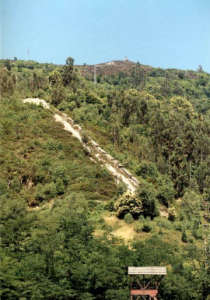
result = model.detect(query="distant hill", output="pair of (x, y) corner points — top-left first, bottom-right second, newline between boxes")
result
(75, 59), (152, 79)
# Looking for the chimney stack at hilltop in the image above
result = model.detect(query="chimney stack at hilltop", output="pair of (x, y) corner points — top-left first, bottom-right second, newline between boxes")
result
(125, 56), (128, 61)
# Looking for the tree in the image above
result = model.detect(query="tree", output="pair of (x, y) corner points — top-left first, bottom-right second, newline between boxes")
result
(114, 192), (143, 218)
(181, 229), (188, 243)
(131, 62), (147, 89)
(0, 197), (31, 252)
(136, 180), (159, 218)
(160, 78), (171, 97)
(31, 71), (42, 91)
(135, 161), (158, 179)
(62, 57), (74, 87)
(49, 70), (62, 86)
(50, 85), (65, 106)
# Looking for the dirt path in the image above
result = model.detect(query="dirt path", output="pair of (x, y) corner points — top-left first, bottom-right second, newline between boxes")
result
(23, 98), (139, 193)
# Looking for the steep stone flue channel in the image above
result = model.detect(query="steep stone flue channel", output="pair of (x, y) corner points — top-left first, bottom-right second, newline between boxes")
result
(23, 98), (140, 193)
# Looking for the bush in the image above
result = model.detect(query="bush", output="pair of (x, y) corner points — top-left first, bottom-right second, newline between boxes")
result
(193, 228), (203, 240)
(135, 161), (158, 179)
(43, 182), (57, 198)
(136, 180), (159, 218)
(159, 228), (163, 235)
(179, 210), (187, 221)
(139, 214), (145, 222)
(124, 213), (134, 224)
(134, 222), (143, 233)
(174, 221), (183, 231)
(117, 181), (127, 196)
(142, 223), (152, 233)
(157, 176), (174, 206)
(51, 165), (69, 185)
(104, 200), (114, 212)
(11, 176), (21, 192)
(182, 230), (188, 243)
(56, 178), (65, 195)
(168, 207), (177, 222)
(35, 183), (45, 201)
(154, 217), (173, 230)
(68, 100), (77, 111)
(99, 167), (110, 178)
(81, 131), (89, 144)
(181, 191), (202, 220)
(0, 179), (8, 195)
(114, 192), (142, 218)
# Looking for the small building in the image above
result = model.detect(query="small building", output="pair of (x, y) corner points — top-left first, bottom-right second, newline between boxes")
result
(128, 266), (167, 300)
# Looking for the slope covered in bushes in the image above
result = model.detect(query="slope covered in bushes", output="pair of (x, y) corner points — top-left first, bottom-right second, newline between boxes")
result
(1, 58), (210, 299)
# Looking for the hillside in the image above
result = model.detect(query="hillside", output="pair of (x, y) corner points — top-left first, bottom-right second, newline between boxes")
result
(1, 58), (210, 300)
(75, 59), (148, 78)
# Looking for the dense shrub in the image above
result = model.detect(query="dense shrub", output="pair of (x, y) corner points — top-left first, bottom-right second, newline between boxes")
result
(136, 180), (159, 218)
(134, 222), (143, 233)
(114, 192), (142, 218)
(142, 223), (153, 233)
(124, 213), (134, 223)
(135, 161), (158, 179)
(168, 207), (177, 222)
(0, 179), (8, 195)
(117, 181), (127, 195)
(154, 217), (174, 230)
(182, 230), (188, 243)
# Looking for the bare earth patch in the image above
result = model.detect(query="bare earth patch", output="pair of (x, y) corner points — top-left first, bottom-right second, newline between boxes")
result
(104, 214), (136, 241)
(23, 98), (50, 109)
(160, 209), (169, 218)
(112, 225), (136, 241)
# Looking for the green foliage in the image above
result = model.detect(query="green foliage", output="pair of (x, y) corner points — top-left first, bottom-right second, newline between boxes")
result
(139, 214), (145, 222)
(124, 212), (134, 223)
(193, 227), (203, 240)
(142, 223), (153, 233)
(117, 181), (127, 195)
(136, 180), (159, 218)
(131, 62), (147, 89)
(50, 85), (66, 106)
(11, 176), (21, 192)
(154, 217), (174, 230)
(181, 191), (202, 220)
(134, 222), (143, 233)
(156, 176), (174, 206)
(1, 58), (210, 300)
(182, 229), (188, 243)
(81, 131), (89, 143)
(62, 56), (75, 87)
(55, 178), (65, 195)
(135, 160), (158, 179)
(114, 192), (142, 218)
(0, 179), (8, 195)
(168, 206), (177, 222)
(49, 70), (62, 86)
(104, 200), (115, 211)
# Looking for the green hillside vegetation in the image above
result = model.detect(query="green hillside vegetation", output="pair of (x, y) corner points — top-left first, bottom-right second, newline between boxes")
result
(1, 58), (210, 299)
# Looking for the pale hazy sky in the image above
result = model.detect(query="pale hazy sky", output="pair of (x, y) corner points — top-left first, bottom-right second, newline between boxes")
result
(1, 0), (210, 72)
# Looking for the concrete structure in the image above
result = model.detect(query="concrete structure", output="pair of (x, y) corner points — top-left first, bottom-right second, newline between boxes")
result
(128, 266), (167, 300)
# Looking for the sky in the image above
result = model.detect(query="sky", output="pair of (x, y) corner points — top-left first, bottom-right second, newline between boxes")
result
(1, 0), (210, 72)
